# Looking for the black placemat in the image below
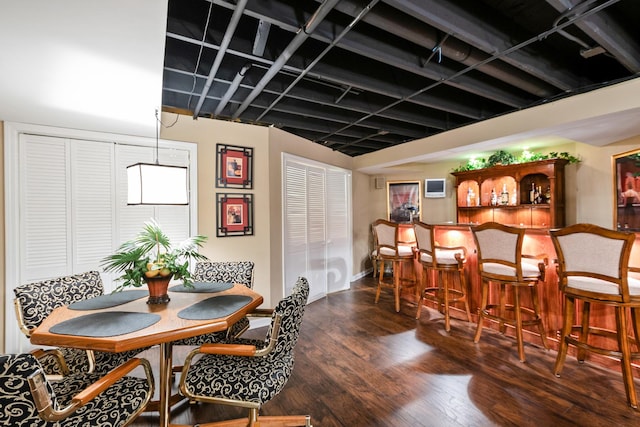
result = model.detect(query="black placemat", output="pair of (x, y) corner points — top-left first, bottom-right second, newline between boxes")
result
(50, 312), (160, 337)
(178, 295), (252, 320)
(169, 282), (233, 293)
(68, 290), (149, 310)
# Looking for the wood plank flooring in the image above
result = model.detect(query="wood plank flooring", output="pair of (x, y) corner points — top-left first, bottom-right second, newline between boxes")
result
(130, 276), (640, 427)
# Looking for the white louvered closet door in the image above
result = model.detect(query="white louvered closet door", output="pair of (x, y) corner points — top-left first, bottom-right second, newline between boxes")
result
(283, 154), (351, 301)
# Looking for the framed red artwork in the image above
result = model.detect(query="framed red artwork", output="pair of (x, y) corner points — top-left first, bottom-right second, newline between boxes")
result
(216, 143), (253, 189)
(216, 193), (254, 237)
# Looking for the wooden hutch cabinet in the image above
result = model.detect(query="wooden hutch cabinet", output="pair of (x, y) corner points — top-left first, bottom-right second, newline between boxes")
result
(451, 158), (568, 228)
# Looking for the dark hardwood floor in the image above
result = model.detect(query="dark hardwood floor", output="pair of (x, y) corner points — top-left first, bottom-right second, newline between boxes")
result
(130, 276), (640, 427)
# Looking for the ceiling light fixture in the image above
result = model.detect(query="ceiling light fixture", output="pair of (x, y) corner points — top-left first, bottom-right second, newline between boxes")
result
(126, 110), (189, 205)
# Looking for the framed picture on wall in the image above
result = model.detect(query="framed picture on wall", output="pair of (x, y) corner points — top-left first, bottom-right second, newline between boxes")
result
(387, 180), (422, 223)
(613, 148), (640, 231)
(216, 143), (253, 189)
(216, 193), (254, 237)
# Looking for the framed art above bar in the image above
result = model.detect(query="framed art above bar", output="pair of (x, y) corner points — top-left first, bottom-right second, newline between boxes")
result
(387, 180), (422, 223)
(216, 143), (253, 189)
(216, 193), (254, 237)
(613, 148), (640, 231)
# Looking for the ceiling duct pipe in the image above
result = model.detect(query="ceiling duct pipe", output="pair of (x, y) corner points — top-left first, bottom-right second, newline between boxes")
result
(232, 0), (341, 119)
(193, 0), (248, 118)
(215, 63), (252, 116)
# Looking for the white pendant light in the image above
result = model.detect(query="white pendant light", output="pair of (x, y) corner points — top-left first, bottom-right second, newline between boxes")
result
(127, 110), (189, 205)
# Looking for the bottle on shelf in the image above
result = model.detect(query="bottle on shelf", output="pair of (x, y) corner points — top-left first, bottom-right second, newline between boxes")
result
(466, 187), (475, 207)
(530, 182), (536, 204)
(511, 186), (517, 205)
(500, 184), (509, 205)
(535, 186), (544, 204)
(490, 188), (497, 206)
(544, 185), (551, 203)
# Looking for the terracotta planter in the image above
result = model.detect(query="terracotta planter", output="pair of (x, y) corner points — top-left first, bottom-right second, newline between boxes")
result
(144, 274), (172, 304)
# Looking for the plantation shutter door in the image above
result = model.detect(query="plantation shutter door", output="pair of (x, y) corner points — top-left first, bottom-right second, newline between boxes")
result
(71, 140), (115, 274)
(19, 134), (70, 281)
(306, 166), (328, 302)
(283, 154), (347, 302)
(283, 160), (310, 296)
(326, 168), (352, 293)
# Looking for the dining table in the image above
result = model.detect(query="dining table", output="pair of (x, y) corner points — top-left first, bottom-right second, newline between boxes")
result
(30, 281), (264, 427)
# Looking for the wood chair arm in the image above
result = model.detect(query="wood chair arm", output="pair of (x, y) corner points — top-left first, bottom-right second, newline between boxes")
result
(198, 343), (258, 356)
(31, 358), (154, 422)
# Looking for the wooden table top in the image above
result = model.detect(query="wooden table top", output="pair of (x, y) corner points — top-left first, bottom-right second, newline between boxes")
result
(30, 284), (263, 353)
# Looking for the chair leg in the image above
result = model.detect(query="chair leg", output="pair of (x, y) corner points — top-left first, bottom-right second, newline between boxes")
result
(443, 271), (451, 332)
(393, 260), (401, 312)
(632, 308), (640, 352)
(578, 301), (591, 363)
(513, 286), (526, 362)
(554, 295), (574, 376)
(374, 261), (384, 304)
(530, 283), (549, 349)
(474, 280), (489, 343)
(459, 267), (472, 323)
(416, 266), (428, 319)
(498, 283), (507, 334)
(616, 306), (638, 409)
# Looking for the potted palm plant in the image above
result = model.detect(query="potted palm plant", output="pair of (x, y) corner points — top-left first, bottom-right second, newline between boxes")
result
(101, 219), (209, 304)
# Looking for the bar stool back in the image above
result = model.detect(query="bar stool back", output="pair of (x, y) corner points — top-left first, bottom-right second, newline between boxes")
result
(551, 223), (640, 408)
(414, 221), (471, 331)
(472, 222), (549, 362)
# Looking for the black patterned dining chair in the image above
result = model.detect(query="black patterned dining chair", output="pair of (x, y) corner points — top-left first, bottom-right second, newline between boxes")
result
(179, 276), (312, 427)
(173, 261), (255, 347)
(0, 352), (153, 427)
(13, 271), (146, 376)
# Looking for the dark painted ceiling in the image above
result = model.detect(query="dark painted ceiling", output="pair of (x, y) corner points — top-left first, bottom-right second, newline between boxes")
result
(161, 0), (640, 157)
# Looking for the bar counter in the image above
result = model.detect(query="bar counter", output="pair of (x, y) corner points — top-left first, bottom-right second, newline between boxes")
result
(410, 223), (640, 371)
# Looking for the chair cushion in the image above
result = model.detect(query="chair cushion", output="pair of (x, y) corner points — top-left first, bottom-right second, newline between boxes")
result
(566, 276), (640, 296)
(482, 261), (540, 279)
(421, 248), (463, 266)
(379, 244), (413, 257)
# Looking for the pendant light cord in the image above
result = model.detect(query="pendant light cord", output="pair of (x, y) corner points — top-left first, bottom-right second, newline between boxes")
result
(155, 109), (160, 165)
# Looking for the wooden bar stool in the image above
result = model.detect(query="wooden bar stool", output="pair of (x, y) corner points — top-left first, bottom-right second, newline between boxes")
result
(471, 222), (549, 362)
(414, 221), (471, 331)
(551, 223), (640, 409)
(372, 219), (416, 312)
